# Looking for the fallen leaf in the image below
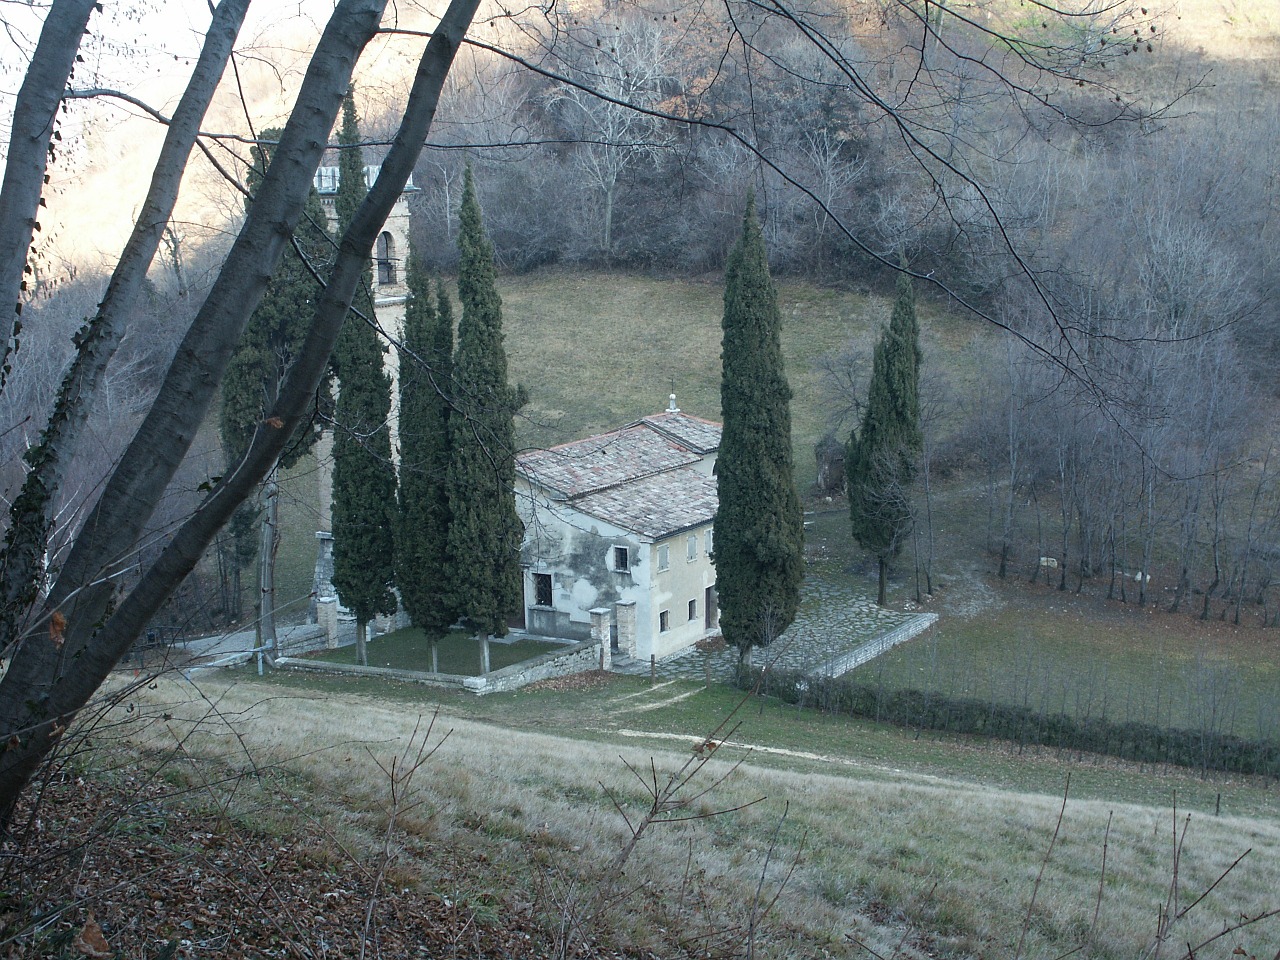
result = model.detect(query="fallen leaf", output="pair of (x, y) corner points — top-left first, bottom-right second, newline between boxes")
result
(73, 913), (112, 958)
(49, 611), (66, 649)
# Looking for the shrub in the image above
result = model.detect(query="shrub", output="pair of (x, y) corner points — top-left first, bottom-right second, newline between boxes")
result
(741, 668), (1280, 778)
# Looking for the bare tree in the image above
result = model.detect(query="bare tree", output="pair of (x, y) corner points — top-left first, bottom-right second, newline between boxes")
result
(546, 14), (679, 259)
(0, 0), (1187, 823)
(0, 0), (480, 825)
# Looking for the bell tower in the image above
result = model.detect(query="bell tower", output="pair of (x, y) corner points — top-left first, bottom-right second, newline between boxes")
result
(309, 164), (419, 639)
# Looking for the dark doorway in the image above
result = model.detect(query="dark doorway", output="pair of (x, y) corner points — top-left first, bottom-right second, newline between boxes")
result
(534, 572), (553, 607)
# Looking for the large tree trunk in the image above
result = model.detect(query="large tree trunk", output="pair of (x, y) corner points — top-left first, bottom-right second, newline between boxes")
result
(0, 0), (252, 658)
(0, 0), (480, 826)
(0, 0), (98, 382)
(877, 555), (887, 607)
(356, 619), (369, 666)
(257, 466), (280, 653)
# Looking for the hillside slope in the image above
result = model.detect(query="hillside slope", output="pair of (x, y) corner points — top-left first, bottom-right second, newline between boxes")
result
(37, 671), (1277, 960)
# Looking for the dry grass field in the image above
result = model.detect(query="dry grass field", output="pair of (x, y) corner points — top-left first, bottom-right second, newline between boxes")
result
(17, 668), (1273, 959)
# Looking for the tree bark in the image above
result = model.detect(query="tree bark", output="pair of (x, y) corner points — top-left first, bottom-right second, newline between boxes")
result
(356, 619), (369, 666)
(0, 0), (412, 826)
(257, 466), (280, 652)
(0, 0), (98, 386)
(0, 0), (252, 656)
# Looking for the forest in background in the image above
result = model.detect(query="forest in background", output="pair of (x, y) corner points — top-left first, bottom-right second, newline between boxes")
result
(2, 0), (1279, 637)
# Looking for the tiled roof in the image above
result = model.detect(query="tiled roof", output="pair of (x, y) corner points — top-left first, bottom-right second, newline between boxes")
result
(571, 467), (718, 540)
(636, 411), (722, 454)
(517, 409), (723, 538)
(518, 424), (702, 498)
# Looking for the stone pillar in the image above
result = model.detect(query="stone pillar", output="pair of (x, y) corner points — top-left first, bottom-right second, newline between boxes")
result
(589, 607), (612, 671)
(305, 529), (332, 627)
(615, 600), (637, 658)
(315, 598), (339, 649)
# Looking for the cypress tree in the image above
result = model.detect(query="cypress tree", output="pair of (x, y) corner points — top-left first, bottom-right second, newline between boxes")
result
(445, 168), (524, 666)
(329, 93), (396, 664)
(396, 244), (457, 671)
(846, 267), (922, 606)
(713, 193), (805, 662)
(220, 129), (332, 630)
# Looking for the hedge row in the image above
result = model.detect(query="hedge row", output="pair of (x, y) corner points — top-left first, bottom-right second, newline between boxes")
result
(741, 667), (1280, 778)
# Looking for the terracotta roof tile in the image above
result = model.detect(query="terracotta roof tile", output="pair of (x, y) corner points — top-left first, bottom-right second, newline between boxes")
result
(518, 424), (701, 497)
(571, 467), (718, 539)
(517, 410), (723, 537)
(636, 412), (722, 454)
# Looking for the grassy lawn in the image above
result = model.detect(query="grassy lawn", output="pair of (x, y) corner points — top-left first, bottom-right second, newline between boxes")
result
(857, 592), (1280, 737)
(303, 626), (567, 675)
(498, 270), (982, 491)
(119, 668), (1280, 960)
(246, 666), (1280, 821)
(805, 502), (1280, 742)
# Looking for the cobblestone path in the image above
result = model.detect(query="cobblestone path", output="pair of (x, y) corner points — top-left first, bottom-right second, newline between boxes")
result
(613, 561), (924, 682)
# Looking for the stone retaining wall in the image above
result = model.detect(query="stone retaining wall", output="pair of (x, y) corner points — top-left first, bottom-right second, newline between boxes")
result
(465, 639), (608, 694)
(276, 625), (329, 657)
(812, 612), (938, 678)
(275, 638), (607, 695)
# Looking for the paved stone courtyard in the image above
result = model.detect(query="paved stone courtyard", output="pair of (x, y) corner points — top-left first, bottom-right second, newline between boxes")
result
(612, 561), (928, 682)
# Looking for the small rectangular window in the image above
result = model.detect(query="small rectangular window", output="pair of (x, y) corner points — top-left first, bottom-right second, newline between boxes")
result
(657, 544), (670, 571)
(534, 573), (552, 607)
(613, 546), (630, 572)
(687, 534), (698, 561)
(688, 598), (697, 621)
(659, 610), (670, 632)
(705, 528), (714, 556)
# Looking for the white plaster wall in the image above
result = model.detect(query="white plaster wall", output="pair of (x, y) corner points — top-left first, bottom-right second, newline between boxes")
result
(519, 490), (649, 639)
(646, 522), (718, 660)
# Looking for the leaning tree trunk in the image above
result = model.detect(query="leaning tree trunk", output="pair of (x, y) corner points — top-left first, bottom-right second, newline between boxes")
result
(0, 0), (252, 660)
(0, 0), (482, 826)
(256, 466), (280, 654)
(0, 0), (99, 391)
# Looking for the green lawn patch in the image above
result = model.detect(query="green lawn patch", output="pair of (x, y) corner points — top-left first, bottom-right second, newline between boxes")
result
(302, 627), (566, 675)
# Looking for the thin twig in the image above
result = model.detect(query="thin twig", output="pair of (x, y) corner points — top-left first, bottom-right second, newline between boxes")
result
(1015, 773), (1071, 960)
(1091, 810), (1113, 936)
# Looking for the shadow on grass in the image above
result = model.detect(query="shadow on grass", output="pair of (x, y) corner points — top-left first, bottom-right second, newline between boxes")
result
(302, 626), (567, 676)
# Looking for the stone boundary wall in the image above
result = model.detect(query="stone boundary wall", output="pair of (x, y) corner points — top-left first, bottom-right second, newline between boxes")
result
(273, 656), (472, 689)
(466, 639), (607, 694)
(812, 613), (938, 678)
(276, 625), (329, 657)
(275, 638), (607, 695)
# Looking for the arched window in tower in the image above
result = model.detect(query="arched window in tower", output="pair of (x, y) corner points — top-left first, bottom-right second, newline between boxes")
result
(376, 231), (397, 285)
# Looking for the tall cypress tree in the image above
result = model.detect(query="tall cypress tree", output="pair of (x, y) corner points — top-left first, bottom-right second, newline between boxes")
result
(846, 267), (922, 606)
(445, 168), (523, 665)
(220, 129), (332, 630)
(330, 93), (396, 663)
(396, 243), (457, 669)
(713, 192), (805, 662)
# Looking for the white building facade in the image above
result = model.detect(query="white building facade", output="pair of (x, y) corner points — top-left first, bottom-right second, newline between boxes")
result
(516, 402), (722, 661)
